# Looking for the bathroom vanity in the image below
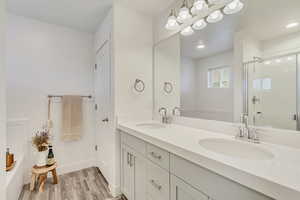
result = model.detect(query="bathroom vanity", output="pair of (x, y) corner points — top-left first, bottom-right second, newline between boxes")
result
(118, 121), (300, 200)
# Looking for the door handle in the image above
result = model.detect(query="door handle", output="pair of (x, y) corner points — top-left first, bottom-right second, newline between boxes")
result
(129, 154), (134, 167)
(127, 152), (130, 165)
(102, 118), (109, 123)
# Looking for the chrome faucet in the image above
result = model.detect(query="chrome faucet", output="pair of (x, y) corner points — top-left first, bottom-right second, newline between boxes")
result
(172, 107), (181, 116)
(158, 107), (170, 124)
(236, 114), (260, 143)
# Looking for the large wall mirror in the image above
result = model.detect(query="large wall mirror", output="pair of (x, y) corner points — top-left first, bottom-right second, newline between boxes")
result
(154, 0), (300, 131)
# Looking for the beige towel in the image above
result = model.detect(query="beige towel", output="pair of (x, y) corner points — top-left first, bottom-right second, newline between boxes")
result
(61, 95), (83, 141)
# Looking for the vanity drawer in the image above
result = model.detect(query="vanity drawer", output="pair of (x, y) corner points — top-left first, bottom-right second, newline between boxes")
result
(147, 143), (170, 170)
(170, 154), (273, 200)
(147, 160), (170, 200)
(121, 131), (146, 156)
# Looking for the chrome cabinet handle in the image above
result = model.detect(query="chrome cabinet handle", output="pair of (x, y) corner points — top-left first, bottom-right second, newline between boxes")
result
(150, 179), (162, 190)
(150, 152), (162, 160)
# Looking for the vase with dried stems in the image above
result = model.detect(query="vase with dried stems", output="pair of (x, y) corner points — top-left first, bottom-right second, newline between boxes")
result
(32, 128), (50, 167)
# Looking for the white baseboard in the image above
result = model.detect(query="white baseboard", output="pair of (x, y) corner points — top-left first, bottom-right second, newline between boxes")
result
(57, 159), (97, 175)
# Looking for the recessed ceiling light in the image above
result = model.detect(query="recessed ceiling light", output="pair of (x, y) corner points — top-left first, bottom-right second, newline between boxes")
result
(276, 59), (281, 63)
(286, 22), (299, 29)
(287, 56), (293, 61)
(264, 61), (271, 65)
(197, 44), (206, 49)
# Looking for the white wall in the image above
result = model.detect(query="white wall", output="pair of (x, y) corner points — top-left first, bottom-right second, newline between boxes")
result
(0, 0), (6, 199)
(181, 56), (196, 114)
(114, 1), (153, 121)
(181, 51), (234, 122)
(6, 15), (96, 178)
(154, 34), (181, 118)
(262, 31), (300, 58)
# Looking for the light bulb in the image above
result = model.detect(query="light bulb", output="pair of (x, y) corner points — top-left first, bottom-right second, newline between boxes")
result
(223, 0), (244, 14)
(177, 6), (192, 23)
(165, 15), (179, 30)
(207, 10), (223, 23)
(192, 19), (207, 30)
(191, 0), (208, 15)
(181, 26), (194, 36)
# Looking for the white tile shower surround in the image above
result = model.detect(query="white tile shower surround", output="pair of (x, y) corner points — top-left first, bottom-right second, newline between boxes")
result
(118, 120), (300, 200)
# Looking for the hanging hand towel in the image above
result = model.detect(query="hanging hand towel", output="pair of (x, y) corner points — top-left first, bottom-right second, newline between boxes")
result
(61, 95), (83, 141)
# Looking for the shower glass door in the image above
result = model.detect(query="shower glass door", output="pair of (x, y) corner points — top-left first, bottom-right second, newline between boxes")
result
(247, 55), (297, 130)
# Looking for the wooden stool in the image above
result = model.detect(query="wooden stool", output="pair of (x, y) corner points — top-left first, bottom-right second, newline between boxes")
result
(30, 163), (58, 192)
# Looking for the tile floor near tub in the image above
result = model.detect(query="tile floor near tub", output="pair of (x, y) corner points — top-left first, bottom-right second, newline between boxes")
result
(18, 167), (122, 200)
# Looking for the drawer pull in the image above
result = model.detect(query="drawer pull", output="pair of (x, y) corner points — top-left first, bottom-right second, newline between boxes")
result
(150, 179), (162, 190)
(150, 152), (162, 160)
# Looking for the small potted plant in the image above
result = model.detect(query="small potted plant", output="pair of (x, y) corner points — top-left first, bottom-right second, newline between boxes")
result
(32, 128), (50, 167)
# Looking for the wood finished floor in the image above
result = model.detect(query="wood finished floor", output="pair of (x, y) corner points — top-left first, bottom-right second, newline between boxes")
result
(18, 167), (120, 200)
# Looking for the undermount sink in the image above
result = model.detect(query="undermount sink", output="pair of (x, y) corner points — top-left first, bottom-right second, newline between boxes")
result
(136, 123), (166, 129)
(199, 138), (274, 160)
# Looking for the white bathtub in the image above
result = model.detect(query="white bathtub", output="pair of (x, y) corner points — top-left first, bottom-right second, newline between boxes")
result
(6, 153), (25, 200)
(6, 119), (30, 200)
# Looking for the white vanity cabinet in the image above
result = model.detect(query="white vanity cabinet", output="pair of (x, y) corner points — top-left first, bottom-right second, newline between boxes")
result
(121, 144), (147, 200)
(120, 131), (273, 200)
(171, 175), (209, 200)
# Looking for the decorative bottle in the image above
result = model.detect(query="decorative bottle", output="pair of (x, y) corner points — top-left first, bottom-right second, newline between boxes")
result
(47, 144), (55, 166)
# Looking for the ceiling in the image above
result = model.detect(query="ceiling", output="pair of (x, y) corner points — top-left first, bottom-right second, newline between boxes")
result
(7, 0), (175, 33)
(181, 0), (300, 59)
(122, 0), (175, 16)
(7, 0), (113, 33)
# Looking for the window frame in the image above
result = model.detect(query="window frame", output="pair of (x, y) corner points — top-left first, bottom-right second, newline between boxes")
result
(207, 65), (231, 89)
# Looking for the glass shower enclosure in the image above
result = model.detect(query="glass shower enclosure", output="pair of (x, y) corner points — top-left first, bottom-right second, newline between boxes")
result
(244, 54), (299, 131)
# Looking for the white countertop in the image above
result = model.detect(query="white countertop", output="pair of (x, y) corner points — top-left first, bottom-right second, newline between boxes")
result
(118, 120), (300, 200)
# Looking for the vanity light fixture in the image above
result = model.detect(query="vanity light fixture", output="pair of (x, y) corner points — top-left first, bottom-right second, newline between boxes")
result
(223, 0), (244, 14)
(286, 22), (299, 29)
(206, 10), (224, 23)
(165, 0), (244, 36)
(192, 19), (207, 30)
(177, 0), (192, 23)
(165, 9), (180, 30)
(181, 26), (194, 36)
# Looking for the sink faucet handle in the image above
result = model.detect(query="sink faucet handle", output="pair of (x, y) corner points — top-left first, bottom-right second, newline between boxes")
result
(158, 107), (167, 116)
(251, 128), (260, 143)
(158, 107), (168, 123)
(172, 107), (181, 116)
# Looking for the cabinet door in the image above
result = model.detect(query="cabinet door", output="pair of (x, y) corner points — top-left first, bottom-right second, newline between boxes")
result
(133, 151), (147, 200)
(121, 146), (134, 200)
(171, 175), (209, 200)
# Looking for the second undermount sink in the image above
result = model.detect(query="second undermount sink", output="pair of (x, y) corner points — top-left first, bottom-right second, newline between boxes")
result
(199, 138), (274, 160)
(136, 122), (166, 129)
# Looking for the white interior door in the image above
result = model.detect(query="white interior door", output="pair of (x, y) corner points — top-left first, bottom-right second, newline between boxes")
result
(94, 40), (112, 178)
